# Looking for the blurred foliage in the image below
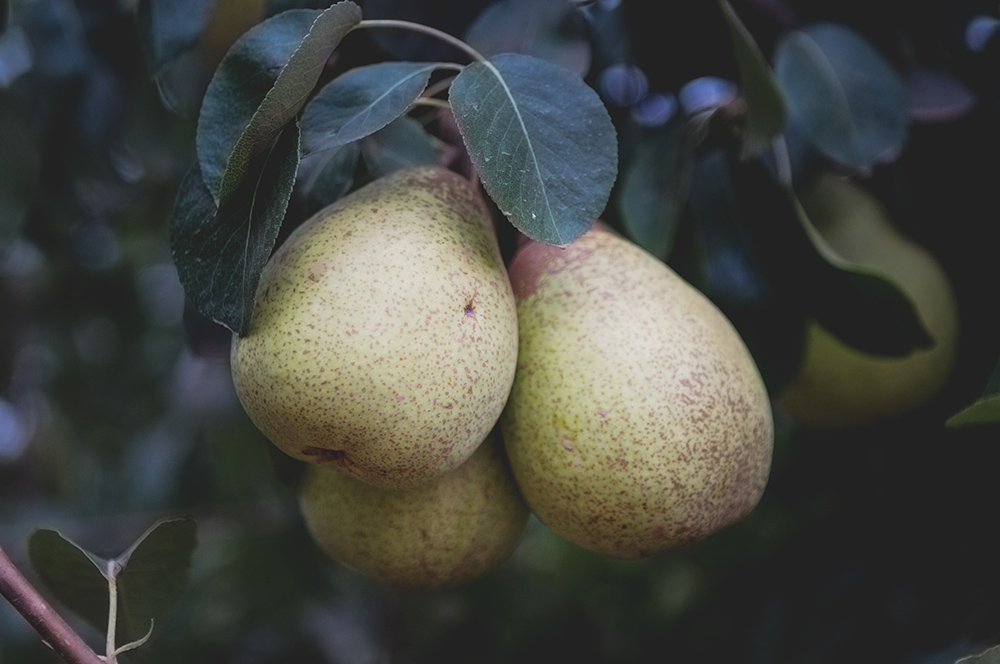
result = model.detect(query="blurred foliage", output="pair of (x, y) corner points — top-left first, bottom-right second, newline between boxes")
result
(1, 0), (999, 663)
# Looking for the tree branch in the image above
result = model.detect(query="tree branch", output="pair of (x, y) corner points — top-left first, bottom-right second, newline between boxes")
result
(0, 543), (103, 664)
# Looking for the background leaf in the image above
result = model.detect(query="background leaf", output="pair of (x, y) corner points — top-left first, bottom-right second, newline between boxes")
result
(135, 0), (213, 73)
(464, 0), (591, 77)
(196, 2), (361, 206)
(28, 529), (109, 638)
(616, 121), (693, 259)
(361, 115), (441, 178)
(113, 516), (197, 646)
(296, 141), (360, 217)
(718, 0), (786, 159)
(449, 53), (617, 246)
(171, 121), (300, 335)
(0, 97), (40, 252)
(957, 644), (1000, 663)
(301, 61), (445, 156)
(774, 22), (907, 169)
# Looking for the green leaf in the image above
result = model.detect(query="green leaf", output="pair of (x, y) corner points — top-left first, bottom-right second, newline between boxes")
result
(774, 22), (907, 169)
(947, 359), (1000, 427)
(28, 528), (110, 637)
(449, 53), (617, 246)
(171, 120), (301, 335)
(113, 517), (197, 645)
(135, 0), (213, 72)
(196, 2), (361, 206)
(720, 153), (931, 356)
(301, 61), (444, 155)
(361, 115), (440, 178)
(464, 0), (591, 76)
(616, 121), (694, 259)
(957, 644), (1000, 664)
(718, 0), (786, 159)
(297, 141), (360, 215)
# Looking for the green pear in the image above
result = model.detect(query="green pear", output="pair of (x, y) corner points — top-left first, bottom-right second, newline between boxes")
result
(298, 427), (530, 588)
(778, 174), (959, 428)
(500, 225), (773, 558)
(231, 167), (519, 488)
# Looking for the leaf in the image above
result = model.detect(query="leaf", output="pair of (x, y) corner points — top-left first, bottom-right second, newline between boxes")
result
(113, 517), (197, 645)
(947, 359), (1000, 427)
(28, 528), (110, 637)
(464, 0), (591, 77)
(774, 22), (907, 169)
(297, 141), (360, 216)
(196, 2), (361, 206)
(171, 120), (301, 335)
(361, 115), (441, 178)
(450, 53), (617, 246)
(301, 61), (445, 156)
(616, 121), (694, 259)
(957, 644), (1000, 664)
(721, 153), (931, 356)
(718, 0), (787, 159)
(135, 0), (213, 72)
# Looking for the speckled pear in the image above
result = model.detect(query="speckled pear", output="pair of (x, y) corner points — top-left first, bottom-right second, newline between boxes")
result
(500, 225), (773, 558)
(298, 428), (530, 588)
(231, 167), (519, 489)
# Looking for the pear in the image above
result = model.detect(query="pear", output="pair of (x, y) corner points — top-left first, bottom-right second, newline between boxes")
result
(298, 427), (530, 588)
(778, 174), (959, 428)
(231, 167), (519, 488)
(500, 225), (773, 558)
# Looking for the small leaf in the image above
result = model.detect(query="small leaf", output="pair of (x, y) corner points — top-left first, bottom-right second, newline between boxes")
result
(947, 359), (1000, 427)
(616, 121), (694, 259)
(718, 0), (787, 159)
(361, 115), (441, 178)
(464, 0), (591, 76)
(196, 2), (361, 206)
(774, 22), (907, 169)
(450, 53), (617, 246)
(301, 61), (446, 156)
(171, 121), (300, 335)
(113, 517), (197, 645)
(28, 529), (110, 637)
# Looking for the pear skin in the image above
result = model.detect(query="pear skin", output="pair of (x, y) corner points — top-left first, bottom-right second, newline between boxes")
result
(298, 428), (530, 588)
(231, 168), (519, 488)
(500, 225), (773, 558)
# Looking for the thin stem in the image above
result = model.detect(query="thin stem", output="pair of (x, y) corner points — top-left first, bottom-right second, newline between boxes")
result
(0, 544), (103, 664)
(105, 561), (118, 664)
(356, 19), (488, 65)
(412, 97), (452, 111)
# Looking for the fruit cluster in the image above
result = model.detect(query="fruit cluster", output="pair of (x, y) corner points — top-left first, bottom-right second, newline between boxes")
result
(230, 166), (776, 588)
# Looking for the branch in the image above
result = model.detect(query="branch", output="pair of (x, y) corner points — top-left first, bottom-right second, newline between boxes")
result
(0, 543), (103, 664)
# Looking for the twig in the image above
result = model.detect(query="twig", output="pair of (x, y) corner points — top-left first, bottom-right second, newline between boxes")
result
(0, 543), (103, 664)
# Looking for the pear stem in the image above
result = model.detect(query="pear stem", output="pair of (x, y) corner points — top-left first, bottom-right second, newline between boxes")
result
(355, 20), (489, 65)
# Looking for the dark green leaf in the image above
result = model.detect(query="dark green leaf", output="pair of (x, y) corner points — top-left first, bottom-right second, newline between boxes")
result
(113, 517), (197, 645)
(616, 122), (694, 259)
(28, 529), (109, 637)
(297, 142), (360, 215)
(450, 53), (617, 246)
(361, 115), (440, 178)
(196, 2), (361, 206)
(721, 153), (931, 356)
(172, 121), (301, 335)
(957, 644), (1000, 664)
(718, 0), (786, 159)
(464, 0), (591, 76)
(947, 358), (1000, 427)
(301, 61), (445, 156)
(774, 22), (907, 169)
(135, 0), (213, 72)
